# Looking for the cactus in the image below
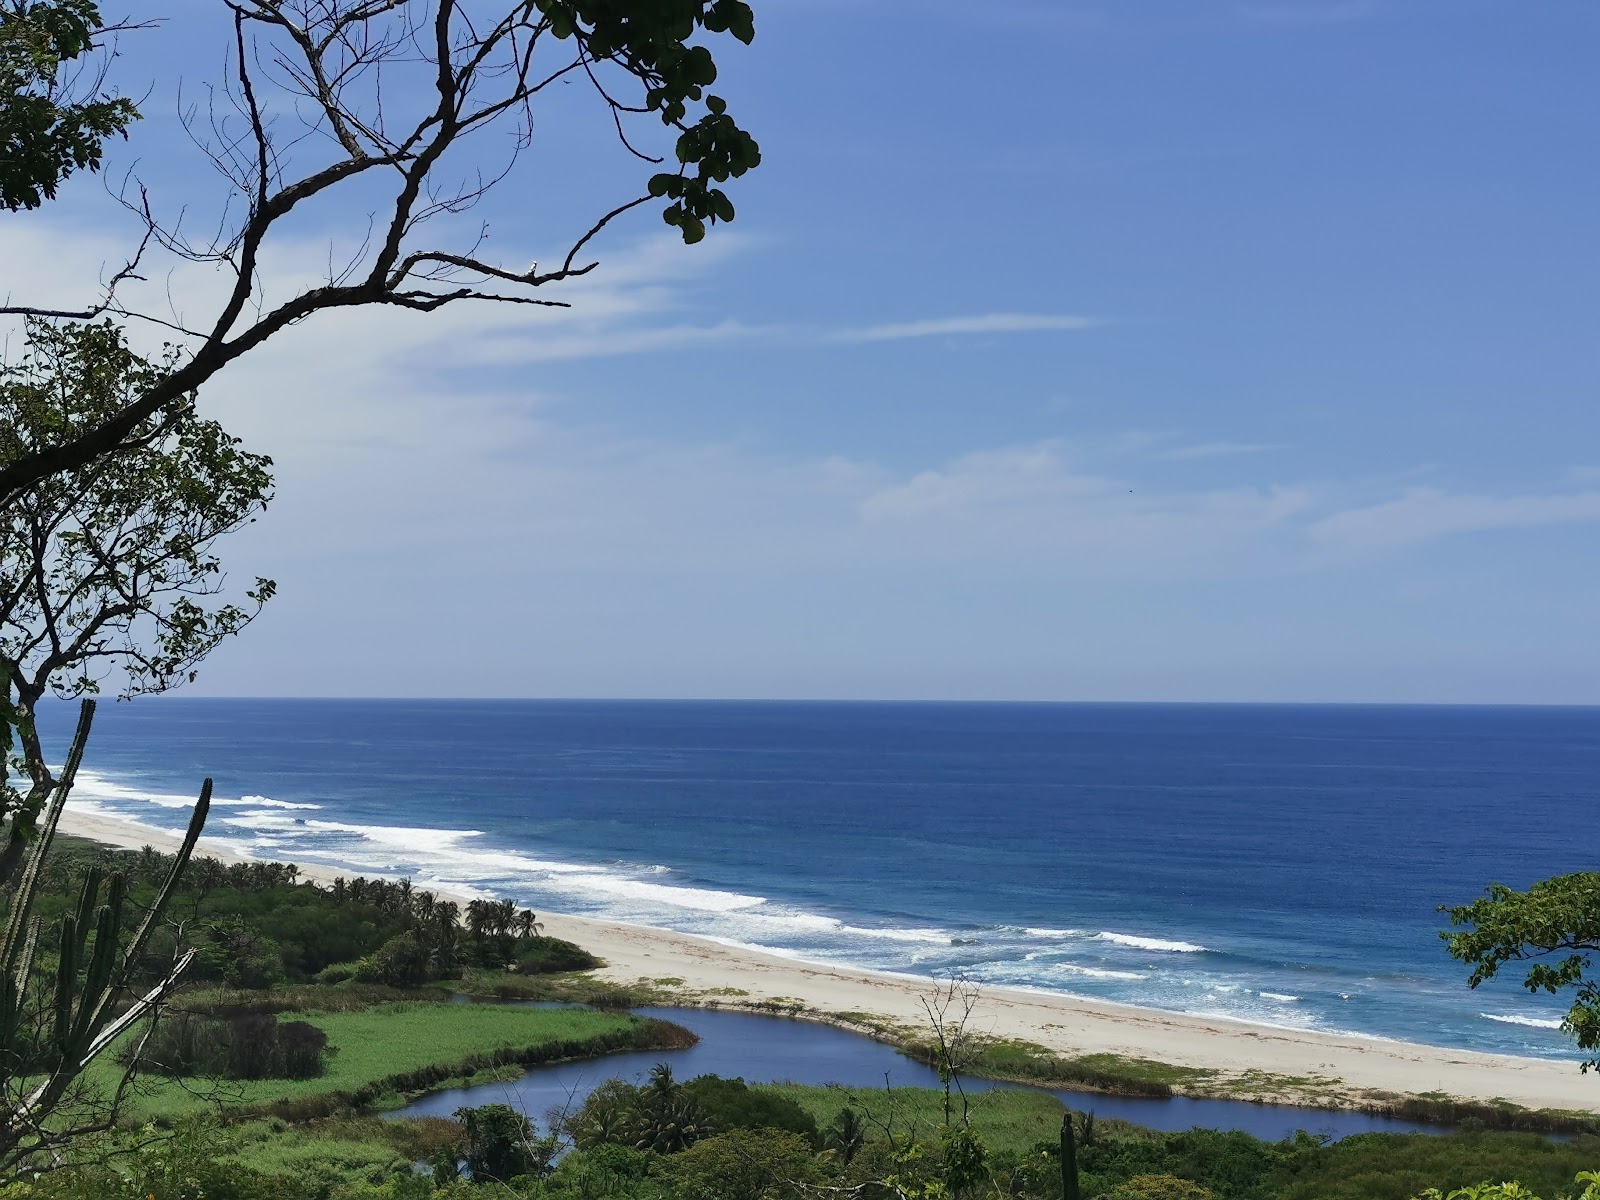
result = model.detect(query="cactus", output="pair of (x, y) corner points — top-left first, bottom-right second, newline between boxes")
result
(1060, 1111), (1080, 1200)
(0, 699), (211, 1169)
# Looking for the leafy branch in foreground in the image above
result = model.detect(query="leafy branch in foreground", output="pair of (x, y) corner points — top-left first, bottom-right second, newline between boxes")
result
(0, 318), (272, 886)
(0, 0), (142, 211)
(1442, 872), (1600, 1067)
(0, 0), (761, 508)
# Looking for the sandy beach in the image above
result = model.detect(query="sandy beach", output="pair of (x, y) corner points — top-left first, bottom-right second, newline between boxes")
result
(57, 805), (1600, 1117)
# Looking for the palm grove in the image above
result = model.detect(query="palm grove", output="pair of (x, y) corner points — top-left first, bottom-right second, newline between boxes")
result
(0, 1), (1598, 1196)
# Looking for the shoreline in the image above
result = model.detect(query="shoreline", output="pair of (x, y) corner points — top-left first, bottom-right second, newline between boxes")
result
(56, 805), (1600, 1119)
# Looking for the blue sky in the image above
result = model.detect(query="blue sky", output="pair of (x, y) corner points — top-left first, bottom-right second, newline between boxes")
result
(4, 0), (1599, 702)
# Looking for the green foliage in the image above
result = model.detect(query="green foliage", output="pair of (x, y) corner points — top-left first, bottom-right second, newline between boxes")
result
(526, 0), (761, 244)
(665, 1127), (821, 1200)
(1096, 1176), (1214, 1200)
(0, 319), (274, 707)
(513, 934), (602, 975)
(0, 0), (138, 210)
(756, 1083), (1073, 1159)
(456, 1102), (558, 1183)
(1266, 1131), (1600, 1200)
(93, 1001), (647, 1119)
(124, 1011), (330, 1081)
(634, 1063), (714, 1153)
(539, 1142), (664, 1200)
(823, 1106), (865, 1166)
(0, 1120), (278, 1200)
(682, 1075), (818, 1145)
(1414, 1173), (1600, 1200)
(942, 1123), (989, 1193)
(356, 932), (432, 988)
(0, 704), (211, 1171)
(1442, 872), (1600, 1064)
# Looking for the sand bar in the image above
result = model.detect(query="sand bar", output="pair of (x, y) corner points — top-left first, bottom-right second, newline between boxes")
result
(56, 806), (1600, 1116)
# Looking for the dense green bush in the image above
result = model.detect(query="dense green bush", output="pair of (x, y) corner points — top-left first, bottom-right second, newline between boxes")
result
(511, 935), (602, 974)
(1096, 1176), (1214, 1200)
(666, 1128), (823, 1200)
(355, 933), (433, 988)
(123, 1012), (330, 1080)
(682, 1075), (819, 1146)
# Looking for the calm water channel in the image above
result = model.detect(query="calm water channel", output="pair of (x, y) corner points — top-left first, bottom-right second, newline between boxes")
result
(393, 1006), (1451, 1142)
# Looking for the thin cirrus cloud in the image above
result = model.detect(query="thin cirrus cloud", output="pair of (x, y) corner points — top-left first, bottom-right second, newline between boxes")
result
(1157, 441), (1279, 461)
(444, 312), (1101, 365)
(829, 312), (1099, 344)
(1309, 487), (1600, 550)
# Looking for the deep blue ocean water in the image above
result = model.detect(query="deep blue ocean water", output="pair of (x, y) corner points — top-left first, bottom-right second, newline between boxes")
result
(35, 698), (1599, 1059)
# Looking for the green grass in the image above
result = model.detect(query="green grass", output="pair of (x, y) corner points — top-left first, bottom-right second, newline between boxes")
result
(100, 1002), (642, 1119)
(756, 1082), (1075, 1158)
(221, 1124), (410, 1189)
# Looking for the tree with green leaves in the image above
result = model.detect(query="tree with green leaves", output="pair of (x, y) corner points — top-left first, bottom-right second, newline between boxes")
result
(0, 318), (269, 1173)
(455, 1102), (558, 1183)
(0, 318), (273, 884)
(0, 0), (761, 507)
(1442, 873), (1600, 1067)
(0, 1), (139, 211)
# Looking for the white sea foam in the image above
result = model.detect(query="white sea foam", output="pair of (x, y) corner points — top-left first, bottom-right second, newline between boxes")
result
(1096, 931), (1207, 953)
(552, 873), (765, 912)
(1056, 964), (1145, 981)
(70, 770), (200, 809)
(1023, 927), (1081, 938)
(846, 924), (950, 944)
(70, 771), (323, 812)
(1259, 992), (1300, 1003)
(1480, 1013), (1564, 1030)
(228, 795), (322, 811)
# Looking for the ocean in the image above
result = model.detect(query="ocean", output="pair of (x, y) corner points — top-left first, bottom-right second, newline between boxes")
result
(36, 698), (1598, 1059)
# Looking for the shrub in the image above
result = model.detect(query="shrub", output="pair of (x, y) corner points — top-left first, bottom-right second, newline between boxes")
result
(1096, 1176), (1214, 1200)
(667, 1128), (823, 1200)
(456, 1102), (558, 1183)
(682, 1075), (819, 1146)
(354, 932), (432, 988)
(512, 935), (601, 974)
(125, 1012), (330, 1081)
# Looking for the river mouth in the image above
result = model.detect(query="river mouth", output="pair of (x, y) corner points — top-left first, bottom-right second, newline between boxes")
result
(393, 1004), (1454, 1142)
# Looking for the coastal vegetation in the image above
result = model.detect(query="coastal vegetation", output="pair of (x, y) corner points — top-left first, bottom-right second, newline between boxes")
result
(0, 835), (1588, 1198)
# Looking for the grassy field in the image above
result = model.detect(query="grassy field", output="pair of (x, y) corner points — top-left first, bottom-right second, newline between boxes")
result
(757, 1082), (1079, 1158)
(99, 1002), (646, 1119)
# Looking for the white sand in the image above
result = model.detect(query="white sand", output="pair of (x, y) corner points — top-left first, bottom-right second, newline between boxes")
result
(57, 806), (1600, 1115)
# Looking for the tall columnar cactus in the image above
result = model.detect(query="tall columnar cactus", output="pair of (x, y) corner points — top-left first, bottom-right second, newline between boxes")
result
(0, 699), (211, 1170)
(1060, 1112), (1080, 1200)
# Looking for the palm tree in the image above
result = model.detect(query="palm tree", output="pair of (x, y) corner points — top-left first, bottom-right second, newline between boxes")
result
(825, 1106), (866, 1166)
(630, 1065), (711, 1154)
(464, 899), (493, 946)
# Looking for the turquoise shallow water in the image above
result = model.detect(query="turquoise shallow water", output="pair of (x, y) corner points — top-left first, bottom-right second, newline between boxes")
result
(40, 697), (1598, 1058)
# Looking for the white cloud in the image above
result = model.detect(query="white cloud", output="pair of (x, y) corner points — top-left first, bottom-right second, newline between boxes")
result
(1310, 487), (1600, 550)
(831, 313), (1098, 343)
(1158, 441), (1277, 461)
